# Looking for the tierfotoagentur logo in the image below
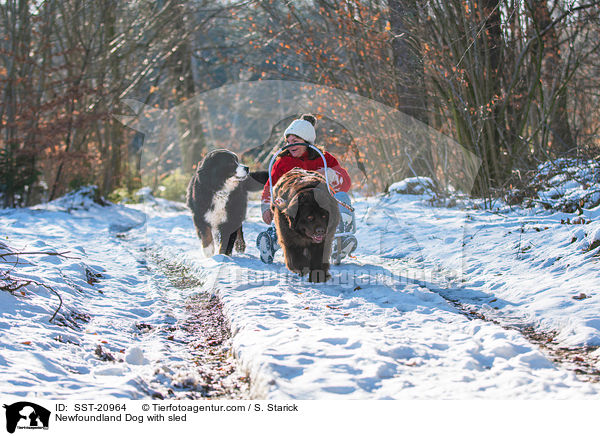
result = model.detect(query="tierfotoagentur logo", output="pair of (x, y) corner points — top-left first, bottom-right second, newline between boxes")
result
(3, 402), (50, 434)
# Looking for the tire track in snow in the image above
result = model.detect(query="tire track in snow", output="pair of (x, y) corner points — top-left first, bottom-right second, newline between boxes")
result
(113, 230), (251, 399)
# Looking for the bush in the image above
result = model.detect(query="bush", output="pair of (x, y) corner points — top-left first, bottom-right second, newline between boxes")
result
(154, 169), (189, 202)
(107, 187), (137, 204)
(502, 158), (600, 211)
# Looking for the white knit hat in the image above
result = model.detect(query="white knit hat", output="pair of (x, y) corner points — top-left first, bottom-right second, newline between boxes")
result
(284, 119), (316, 144)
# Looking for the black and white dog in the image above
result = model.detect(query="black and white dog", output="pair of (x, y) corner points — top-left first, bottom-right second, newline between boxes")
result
(186, 149), (267, 256)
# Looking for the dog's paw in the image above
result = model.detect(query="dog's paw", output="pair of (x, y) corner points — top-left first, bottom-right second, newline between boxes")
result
(308, 269), (330, 283)
(234, 237), (246, 253)
(202, 241), (215, 257)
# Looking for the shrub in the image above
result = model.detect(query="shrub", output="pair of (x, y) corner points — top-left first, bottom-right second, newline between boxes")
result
(154, 169), (188, 202)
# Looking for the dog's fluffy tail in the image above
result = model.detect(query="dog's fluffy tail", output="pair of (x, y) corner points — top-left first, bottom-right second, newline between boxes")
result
(246, 171), (269, 191)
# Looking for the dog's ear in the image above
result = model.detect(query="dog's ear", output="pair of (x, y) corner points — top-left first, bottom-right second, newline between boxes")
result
(312, 186), (331, 210)
(200, 163), (218, 181)
(272, 193), (298, 229)
(283, 194), (300, 219)
(312, 185), (339, 234)
(313, 185), (337, 216)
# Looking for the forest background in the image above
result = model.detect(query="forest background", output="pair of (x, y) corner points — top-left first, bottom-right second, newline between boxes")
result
(1, 0), (599, 208)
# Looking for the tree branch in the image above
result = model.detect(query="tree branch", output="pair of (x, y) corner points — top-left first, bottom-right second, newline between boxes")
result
(0, 251), (79, 260)
(0, 270), (63, 323)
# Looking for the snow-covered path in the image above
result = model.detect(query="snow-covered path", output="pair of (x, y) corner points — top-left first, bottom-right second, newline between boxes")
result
(0, 192), (246, 399)
(138, 194), (600, 399)
(1, 188), (599, 399)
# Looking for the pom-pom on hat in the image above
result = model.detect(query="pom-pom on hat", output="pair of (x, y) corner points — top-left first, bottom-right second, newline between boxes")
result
(284, 114), (317, 144)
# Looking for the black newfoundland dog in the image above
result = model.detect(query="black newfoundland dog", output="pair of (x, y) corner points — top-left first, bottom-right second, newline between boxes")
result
(272, 168), (340, 283)
(186, 150), (267, 256)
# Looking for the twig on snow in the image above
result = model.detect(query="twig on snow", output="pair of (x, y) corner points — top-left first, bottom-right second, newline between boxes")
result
(0, 251), (79, 260)
(0, 270), (64, 323)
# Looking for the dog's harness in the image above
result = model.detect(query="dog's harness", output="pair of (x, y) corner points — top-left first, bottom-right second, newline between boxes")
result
(268, 142), (354, 213)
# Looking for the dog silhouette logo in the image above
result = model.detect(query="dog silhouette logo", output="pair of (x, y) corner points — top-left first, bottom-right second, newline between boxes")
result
(3, 402), (50, 433)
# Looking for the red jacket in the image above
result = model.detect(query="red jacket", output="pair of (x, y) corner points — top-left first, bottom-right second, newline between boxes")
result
(261, 150), (351, 211)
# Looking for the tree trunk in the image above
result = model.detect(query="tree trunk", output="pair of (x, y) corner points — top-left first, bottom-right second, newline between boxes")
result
(387, 0), (428, 124)
(531, 0), (575, 156)
(387, 0), (433, 179)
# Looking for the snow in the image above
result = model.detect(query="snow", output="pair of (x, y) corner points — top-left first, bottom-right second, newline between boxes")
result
(388, 176), (435, 196)
(530, 158), (600, 211)
(1, 179), (599, 400)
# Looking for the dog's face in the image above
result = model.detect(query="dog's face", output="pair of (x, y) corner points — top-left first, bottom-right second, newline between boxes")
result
(200, 150), (248, 180)
(292, 191), (329, 244)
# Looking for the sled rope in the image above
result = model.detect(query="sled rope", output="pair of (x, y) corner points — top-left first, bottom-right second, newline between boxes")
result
(332, 194), (354, 213)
